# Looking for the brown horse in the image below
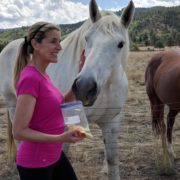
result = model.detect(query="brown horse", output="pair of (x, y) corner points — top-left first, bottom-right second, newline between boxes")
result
(145, 50), (180, 174)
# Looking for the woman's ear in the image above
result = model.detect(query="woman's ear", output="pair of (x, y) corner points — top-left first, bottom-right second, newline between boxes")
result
(31, 39), (39, 50)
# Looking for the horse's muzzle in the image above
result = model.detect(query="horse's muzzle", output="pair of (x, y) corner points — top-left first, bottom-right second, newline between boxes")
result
(72, 77), (100, 106)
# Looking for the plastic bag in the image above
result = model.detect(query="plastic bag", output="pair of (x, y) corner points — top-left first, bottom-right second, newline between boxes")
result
(61, 101), (93, 139)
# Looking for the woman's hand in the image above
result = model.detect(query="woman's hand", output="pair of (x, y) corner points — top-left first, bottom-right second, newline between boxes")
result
(58, 130), (85, 143)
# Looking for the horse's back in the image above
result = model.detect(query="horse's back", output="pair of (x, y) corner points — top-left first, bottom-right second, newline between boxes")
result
(145, 51), (165, 96)
(0, 38), (23, 77)
(0, 38), (23, 103)
(146, 50), (180, 105)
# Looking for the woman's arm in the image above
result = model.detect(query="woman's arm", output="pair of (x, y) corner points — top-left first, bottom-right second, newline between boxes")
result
(12, 94), (82, 143)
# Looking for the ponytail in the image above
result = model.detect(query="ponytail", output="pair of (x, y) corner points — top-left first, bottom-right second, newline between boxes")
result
(13, 38), (30, 88)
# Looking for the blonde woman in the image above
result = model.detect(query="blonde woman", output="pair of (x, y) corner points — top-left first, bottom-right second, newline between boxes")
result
(12, 21), (84, 180)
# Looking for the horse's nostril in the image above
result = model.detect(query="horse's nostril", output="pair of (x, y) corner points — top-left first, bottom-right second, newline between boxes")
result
(87, 82), (97, 98)
(72, 78), (83, 92)
(72, 79), (77, 93)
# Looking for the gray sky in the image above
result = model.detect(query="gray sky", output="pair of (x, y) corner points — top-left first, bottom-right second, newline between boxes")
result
(0, 0), (179, 29)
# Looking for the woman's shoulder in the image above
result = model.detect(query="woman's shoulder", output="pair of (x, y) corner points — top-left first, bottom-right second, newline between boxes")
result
(17, 66), (43, 88)
(20, 65), (42, 80)
(16, 66), (41, 97)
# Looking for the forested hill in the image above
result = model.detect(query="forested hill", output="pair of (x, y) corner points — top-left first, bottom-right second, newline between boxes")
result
(127, 6), (180, 48)
(0, 5), (179, 51)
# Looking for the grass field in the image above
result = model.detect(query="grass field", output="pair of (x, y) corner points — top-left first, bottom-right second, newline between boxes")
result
(0, 49), (180, 180)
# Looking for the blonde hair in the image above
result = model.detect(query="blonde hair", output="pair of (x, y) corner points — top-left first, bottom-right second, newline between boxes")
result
(13, 21), (60, 88)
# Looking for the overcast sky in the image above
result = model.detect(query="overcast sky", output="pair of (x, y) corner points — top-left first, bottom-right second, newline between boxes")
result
(0, 0), (179, 29)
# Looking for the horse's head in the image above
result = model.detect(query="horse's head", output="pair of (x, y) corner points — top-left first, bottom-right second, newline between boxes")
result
(72, 0), (135, 106)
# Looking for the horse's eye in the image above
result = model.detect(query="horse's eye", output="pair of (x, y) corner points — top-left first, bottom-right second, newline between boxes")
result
(117, 41), (124, 48)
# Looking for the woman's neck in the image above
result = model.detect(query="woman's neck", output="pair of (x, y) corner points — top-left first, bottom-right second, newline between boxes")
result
(28, 55), (48, 75)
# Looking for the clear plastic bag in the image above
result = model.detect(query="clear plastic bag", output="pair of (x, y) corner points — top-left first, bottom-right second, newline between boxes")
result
(61, 101), (93, 139)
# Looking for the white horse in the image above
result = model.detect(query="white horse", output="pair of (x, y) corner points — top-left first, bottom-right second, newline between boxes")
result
(0, 0), (135, 179)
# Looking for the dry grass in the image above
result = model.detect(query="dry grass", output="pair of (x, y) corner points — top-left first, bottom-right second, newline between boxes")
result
(0, 50), (180, 180)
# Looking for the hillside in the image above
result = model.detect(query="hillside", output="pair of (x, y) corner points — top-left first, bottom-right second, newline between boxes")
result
(0, 6), (179, 51)
(128, 6), (180, 48)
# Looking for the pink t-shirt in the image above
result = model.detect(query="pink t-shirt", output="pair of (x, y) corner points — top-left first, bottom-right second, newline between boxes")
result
(16, 65), (64, 168)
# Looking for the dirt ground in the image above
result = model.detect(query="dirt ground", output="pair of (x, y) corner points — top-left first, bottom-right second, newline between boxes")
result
(0, 49), (180, 180)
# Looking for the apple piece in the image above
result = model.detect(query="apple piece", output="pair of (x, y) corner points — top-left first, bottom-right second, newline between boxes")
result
(68, 125), (93, 139)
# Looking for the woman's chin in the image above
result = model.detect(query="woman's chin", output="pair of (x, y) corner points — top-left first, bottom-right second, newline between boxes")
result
(50, 58), (58, 63)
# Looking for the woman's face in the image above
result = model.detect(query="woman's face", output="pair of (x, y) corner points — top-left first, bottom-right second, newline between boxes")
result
(36, 29), (62, 64)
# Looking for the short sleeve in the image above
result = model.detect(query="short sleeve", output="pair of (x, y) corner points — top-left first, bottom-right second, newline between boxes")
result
(16, 75), (39, 98)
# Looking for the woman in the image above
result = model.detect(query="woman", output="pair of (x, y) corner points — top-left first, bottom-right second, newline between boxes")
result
(12, 21), (84, 180)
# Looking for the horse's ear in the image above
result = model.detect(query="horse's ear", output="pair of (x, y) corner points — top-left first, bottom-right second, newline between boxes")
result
(89, 0), (101, 23)
(121, 1), (135, 28)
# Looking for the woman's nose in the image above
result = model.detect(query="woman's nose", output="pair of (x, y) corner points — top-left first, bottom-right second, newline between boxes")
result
(57, 43), (62, 51)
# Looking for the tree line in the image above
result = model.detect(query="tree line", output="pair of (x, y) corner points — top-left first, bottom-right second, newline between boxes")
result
(128, 6), (180, 49)
(0, 6), (179, 52)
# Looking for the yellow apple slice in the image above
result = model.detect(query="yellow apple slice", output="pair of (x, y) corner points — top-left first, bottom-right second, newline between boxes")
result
(68, 125), (93, 139)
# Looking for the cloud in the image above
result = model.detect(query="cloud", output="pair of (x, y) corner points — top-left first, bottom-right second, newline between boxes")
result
(0, 0), (179, 29)
(0, 0), (89, 29)
(109, 0), (180, 11)
(134, 0), (180, 8)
